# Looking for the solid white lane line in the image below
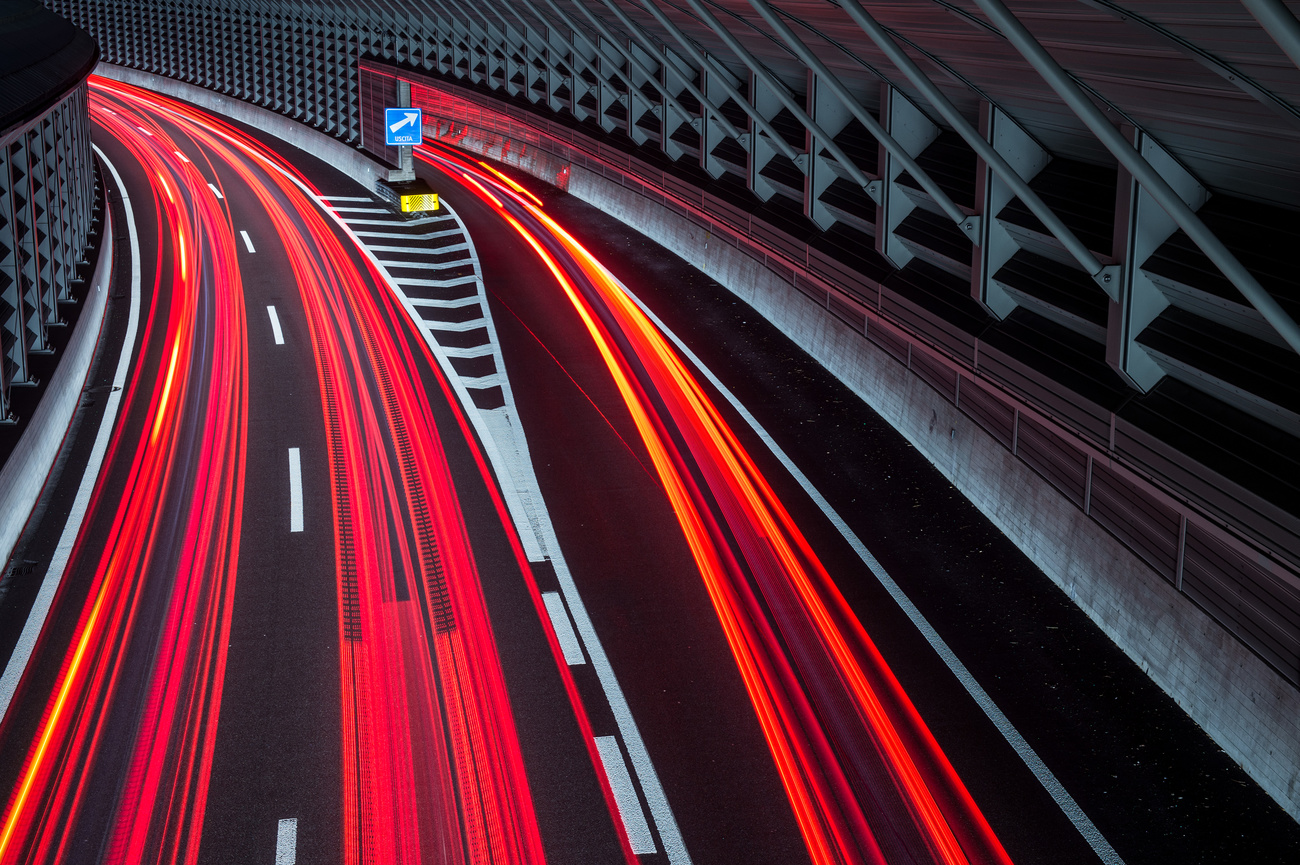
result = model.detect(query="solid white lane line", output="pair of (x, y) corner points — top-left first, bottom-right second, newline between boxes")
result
(541, 591), (585, 665)
(417, 320), (486, 334)
(267, 305), (284, 345)
(620, 285), (1126, 865)
(0, 147), (143, 724)
(207, 182), (224, 199)
(173, 150), (190, 163)
(593, 736), (656, 854)
(393, 277), (478, 288)
(275, 818), (297, 865)
(375, 259), (472, 272)
(240, 230), (256, 253)
(288, 448), (303, 532)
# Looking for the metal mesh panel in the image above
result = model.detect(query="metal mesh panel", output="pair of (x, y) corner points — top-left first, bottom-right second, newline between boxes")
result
(0, 80), (94, 420)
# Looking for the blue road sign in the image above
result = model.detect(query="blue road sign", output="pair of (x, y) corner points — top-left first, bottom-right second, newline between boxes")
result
(384, 107), (423, 146)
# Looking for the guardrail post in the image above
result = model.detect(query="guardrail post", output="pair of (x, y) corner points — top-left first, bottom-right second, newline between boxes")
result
(806, 68), (852, 230)
(1107, 127), (1207, 391)
(972, 102), (1047, 319)
(876, 84), (938, 268)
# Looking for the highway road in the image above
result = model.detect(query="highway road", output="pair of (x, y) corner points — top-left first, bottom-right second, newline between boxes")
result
(0, 78), (1296, 865)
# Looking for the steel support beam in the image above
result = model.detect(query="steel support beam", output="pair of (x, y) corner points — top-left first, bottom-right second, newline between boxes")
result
(629, 0), (798, 165)
(806, 68), (853, 230)
(876, 84), (938, 268)
(971, 0), (1300, 355)
(1242, 0), (1300, 73)
(681, 0), (886, 202)
(1107, 128), (1207, 391)
(594, 0), (743, 160)
(749, 0), (968, 228)
(973, 102), (1048, 319)
(837, 0), (1109, 283)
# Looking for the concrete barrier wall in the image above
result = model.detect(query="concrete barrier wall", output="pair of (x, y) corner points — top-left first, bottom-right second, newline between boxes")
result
(0, 201), (112, 570)
(94, 63), (387, 190)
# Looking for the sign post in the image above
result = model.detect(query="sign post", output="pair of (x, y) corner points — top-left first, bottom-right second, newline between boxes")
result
(384, 96), (420, 182)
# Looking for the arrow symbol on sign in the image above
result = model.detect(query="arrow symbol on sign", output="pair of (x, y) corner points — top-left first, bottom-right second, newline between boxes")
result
(389, 111), (419, 133)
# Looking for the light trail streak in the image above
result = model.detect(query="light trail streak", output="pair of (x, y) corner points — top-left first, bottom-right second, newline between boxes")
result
(421, 144), (1016, 865)
(0, 87), (249, 865)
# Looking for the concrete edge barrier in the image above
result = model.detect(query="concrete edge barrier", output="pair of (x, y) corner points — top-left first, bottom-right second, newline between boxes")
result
(0, 198), (112, 571)
(93, 63), (388, 190)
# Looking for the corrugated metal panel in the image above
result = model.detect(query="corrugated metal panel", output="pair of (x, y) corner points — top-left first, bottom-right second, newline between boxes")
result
(1183, 523), (1300, 685)
(1015, 413), (1088, 507)
(958, 375), (1016, 449)
(1089, 461), (1182, 581)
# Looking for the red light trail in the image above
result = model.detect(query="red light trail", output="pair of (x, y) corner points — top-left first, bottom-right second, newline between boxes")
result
(0, 81), (633, 865)
(0, 89), (249, 865)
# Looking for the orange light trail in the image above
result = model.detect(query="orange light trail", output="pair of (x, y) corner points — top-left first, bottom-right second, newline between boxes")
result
(426, 144), (1016, 865)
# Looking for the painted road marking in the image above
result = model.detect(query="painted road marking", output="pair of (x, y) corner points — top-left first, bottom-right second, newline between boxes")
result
(207, 182), (223, 199)
(267, 306), (284, 345)
(319, 195), (374, 202)
(594, 736), (655, 854)
(240, 230), (256, 253)
(275, 818), (297, 865)
(174, 150), (190, 163)
(541, 591), (585, 665)
(288, 448), (303, 532)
